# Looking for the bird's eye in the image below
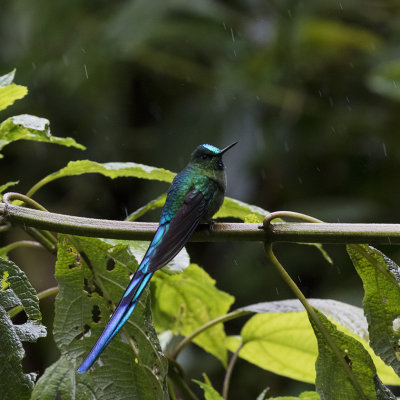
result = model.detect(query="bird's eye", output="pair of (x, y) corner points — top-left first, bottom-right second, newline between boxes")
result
(201, 154), (209, 160)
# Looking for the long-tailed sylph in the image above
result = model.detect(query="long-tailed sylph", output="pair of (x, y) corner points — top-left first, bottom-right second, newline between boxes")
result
(77, 142), (237, 373)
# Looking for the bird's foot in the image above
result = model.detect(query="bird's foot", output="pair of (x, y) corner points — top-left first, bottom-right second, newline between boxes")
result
(207, 219), (216, 232)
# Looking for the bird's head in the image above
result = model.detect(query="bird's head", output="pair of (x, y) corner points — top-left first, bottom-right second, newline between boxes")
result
(190, 142), (238, 170)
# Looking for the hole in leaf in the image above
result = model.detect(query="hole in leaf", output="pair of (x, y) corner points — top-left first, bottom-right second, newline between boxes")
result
(344, 354), (353, 369)
(12, 309), (28, 325)
(74, 324), (91, 340)
(106, 258), (115, 271)
(91, 305), (101, 323)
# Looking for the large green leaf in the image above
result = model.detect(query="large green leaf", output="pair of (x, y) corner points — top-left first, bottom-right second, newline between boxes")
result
(27, 159), (175, 196)
(34, 235), (168, 400)
(310, 308), (395, 400)
(0, 69), (28, 112)
(226, 299), (400, 386)
(152, 264), (235, 365)
(0, 257), (46, 400)
(0, 114), (85, 159)
(347, 244), (400, 376)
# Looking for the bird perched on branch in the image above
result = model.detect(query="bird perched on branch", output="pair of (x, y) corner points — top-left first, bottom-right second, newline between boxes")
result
(77, 142), (237, 373)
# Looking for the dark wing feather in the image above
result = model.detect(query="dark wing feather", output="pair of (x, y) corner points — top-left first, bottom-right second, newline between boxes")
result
(146, 189), (207, 273)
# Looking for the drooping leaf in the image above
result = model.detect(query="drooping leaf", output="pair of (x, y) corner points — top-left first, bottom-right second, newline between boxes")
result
(347, 244), (400, 376)
(310, 308), (395, 400)
(152, 264), (235, 365)
(27, 159), (175, 196)
(34, 235), (168, 400)
(0, 257), (46, 400)
(0, 69), (28, 112)
(226, 299), (400, 386)
(0, 114), (85, 159)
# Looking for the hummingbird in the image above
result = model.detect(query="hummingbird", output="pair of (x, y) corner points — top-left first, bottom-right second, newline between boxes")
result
(77, 142), (238, 373)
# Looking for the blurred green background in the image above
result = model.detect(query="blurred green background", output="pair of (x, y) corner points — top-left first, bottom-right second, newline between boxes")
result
(2, 0), (400, 398)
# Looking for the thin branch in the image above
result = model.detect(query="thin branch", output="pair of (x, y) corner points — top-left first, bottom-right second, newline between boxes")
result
(3, 202), (400, 243)
(0, 240), (44, 254)
(222, 343), (243, 400)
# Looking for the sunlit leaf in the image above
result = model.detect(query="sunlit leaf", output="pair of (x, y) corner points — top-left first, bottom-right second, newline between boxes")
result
(194, 379), (224, 400)
(27, 159), (175, 196)
(0, 69), (28, 112)
(347, 244), (400, 376)
(0, 114), (85, 159)
(35, 235), (168, 399)
(0, 257), (46, 400)
(152, 264), (234, 365)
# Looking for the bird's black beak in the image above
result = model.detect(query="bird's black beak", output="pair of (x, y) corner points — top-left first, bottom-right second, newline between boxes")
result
(220, 141), (238, 155)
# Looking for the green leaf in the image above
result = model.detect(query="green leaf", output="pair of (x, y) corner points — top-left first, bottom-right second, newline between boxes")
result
(0, 181), (19, 199)
(368, 61), (400, 102)
(0, 114), (85, 159)
(0, 257), (46, 400)
(27, 159), (175, 196)
(215, 197), (269, 222)
(266, 392), (321, 400)
(0, 69), (28, 112)
(347, 244), (400, 376)
(310, 308), (395, 400)
(226, 299), (400, 386)
(193, 379), (224, 400)
(152, 264), (235, 365)
(298, 18), (381, 54)
(35, 235), (168, 399)
(1, 257), (42, 320)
